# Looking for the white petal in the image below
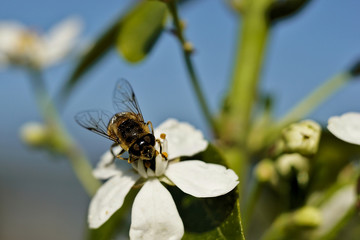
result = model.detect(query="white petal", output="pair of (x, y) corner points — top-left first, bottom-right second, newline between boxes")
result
(146, 167), (155, 177)
(130, 179), (184, 240)
(165, 160), (239, 198)
(328, 112), (360, 145)
(134, 160), (148, 178)
(154, 119), (208, 159)
(42, 16), (82, 65)
(155, 154), (168, 176)
(88, 171), (138, 229)
(93, 146), (122, 180)
(0, 22), (24, 53)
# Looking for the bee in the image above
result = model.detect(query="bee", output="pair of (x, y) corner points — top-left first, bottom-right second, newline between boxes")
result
(75, 79), (164, 163)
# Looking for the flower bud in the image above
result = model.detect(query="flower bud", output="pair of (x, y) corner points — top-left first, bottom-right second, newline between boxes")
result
(179, 20), (187, 30)
(276, 153), (309, 177)
(255, 159), (278, 184)
(183, 41), (194, 53)
(293, 206), (322, 228)
(19, 122), (48, 147)
(282, 120), (321, 155)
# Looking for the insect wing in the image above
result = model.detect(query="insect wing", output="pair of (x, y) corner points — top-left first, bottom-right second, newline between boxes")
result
(113, 79), (144, 122)
(75, 110), (116, 141)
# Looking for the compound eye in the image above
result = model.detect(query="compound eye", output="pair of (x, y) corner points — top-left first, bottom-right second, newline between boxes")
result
(133, 143), (140, 151)
(129, 144), (141, 156)
(144, 135), (151, 143)
(143, 134), (155, 145)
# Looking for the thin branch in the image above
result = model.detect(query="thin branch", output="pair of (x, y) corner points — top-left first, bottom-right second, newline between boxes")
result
(166, 0), (218, 136)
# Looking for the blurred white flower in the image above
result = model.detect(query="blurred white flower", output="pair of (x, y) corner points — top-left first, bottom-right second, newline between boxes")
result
(327, 112), (360, 145)
(0, 16), (82, 68)
(88, 118), (239, 240)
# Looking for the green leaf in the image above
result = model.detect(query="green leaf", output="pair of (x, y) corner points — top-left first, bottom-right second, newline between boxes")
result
(309, 130), (360, 192)
(116, 1), (167, 63)
(59, 1), (167, 101)
(268, 0), (312, 24)
(60, 13), (121, 100)
(172, 144), (245, 240)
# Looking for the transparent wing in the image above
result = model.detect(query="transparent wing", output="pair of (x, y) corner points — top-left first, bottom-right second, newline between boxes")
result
(113, 79), (144, 122)
(75, 110), (117, 141)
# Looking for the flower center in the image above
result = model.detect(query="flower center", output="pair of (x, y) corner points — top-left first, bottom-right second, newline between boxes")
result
(7, 30), (43, 67)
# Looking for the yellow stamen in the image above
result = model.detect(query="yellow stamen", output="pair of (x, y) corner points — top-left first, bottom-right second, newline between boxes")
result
(160, 133), (166, 139)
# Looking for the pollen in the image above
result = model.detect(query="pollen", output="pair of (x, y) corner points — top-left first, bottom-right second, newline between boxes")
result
(155, 150), (159, 156)
(160, 133), (166, 139)
(162, 152), (168, 159)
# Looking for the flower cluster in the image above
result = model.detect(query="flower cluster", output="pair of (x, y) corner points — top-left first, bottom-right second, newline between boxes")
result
(88, 119), (239, 240)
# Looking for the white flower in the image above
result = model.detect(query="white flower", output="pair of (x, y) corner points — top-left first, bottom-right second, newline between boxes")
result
(327, 112), (360, 145)
(88, 119), (239, 240)
(0, 16), (82, 68)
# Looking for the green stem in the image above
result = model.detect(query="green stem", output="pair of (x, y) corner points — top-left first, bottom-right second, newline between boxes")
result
(28, 70), (55, 124)
(277, 72), (351, 128)
(238, 200), (247, 240)
(243, 177), (262, 230)
(221, 0), (272, 144)
(28, 68), (100, 196)
(166, 0), (218, 136)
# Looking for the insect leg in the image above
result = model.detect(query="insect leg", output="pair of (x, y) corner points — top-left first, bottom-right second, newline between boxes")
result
(146, 121), (154, 135)
(110, 143), (121, 157)
(156, 139), (163, 154)
(117, 155), (129, 162)
(127, 156), (139, 164)
(105, 143), (120, 166)
(117, 151), (129, 162)
(111, 144), (129, 162)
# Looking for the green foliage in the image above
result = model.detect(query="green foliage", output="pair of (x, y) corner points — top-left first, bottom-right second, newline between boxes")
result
(309, 130), (360, 192)
(15, 0), (360, 239)
(268, 0), (312, 24)
(61, 13), (120, 98)
(116, 1), (167, 63)
(60, 1), (167, 100)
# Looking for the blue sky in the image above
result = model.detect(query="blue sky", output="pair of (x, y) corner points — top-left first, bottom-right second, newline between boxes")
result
(1, 0), (360, 239)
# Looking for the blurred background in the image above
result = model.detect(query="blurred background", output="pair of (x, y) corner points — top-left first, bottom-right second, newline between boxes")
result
(1, 0), (360, 239)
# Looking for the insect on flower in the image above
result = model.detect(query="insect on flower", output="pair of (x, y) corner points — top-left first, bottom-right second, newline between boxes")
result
(75, 79), (166, 164)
